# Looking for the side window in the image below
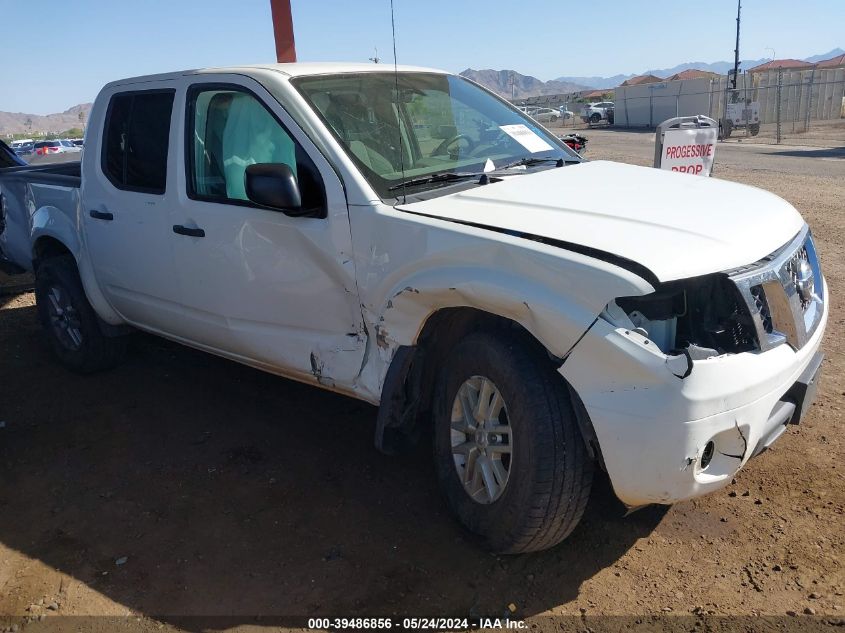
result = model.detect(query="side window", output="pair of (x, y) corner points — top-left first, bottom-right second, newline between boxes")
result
(186, 85), (325, 210)
(102, 90), (174, 193)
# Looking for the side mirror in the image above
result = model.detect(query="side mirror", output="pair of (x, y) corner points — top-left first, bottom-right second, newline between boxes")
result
(245, 163), (311, 216)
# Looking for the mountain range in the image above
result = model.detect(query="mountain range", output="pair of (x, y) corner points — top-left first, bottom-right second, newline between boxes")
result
(555, 48), (844, 88)
(0, 103), (92, 137)
(458, 69), (590, 99)
(462, 47), (844, 96)
(3, 48), (842, 133)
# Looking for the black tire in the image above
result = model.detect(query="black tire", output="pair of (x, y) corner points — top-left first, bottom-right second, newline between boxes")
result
(35, 255), (127, 373)
(433, 331), (593, 553)
(589, 112), (601, 125)
(749, 123), (760, 136)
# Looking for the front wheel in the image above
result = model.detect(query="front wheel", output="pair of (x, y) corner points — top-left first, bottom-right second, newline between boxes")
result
(749, 123), (760, 136)
(35, 255), (127, 373)
(589, 112), (601, 125)
(433, 332), (593, 553)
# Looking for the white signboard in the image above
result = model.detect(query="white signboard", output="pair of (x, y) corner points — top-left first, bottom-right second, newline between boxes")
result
(499, 124), (554, 153)
(658, 127), (718, 176)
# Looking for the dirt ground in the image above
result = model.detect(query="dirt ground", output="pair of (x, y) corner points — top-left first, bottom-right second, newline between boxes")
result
(0, 131), (843, 632)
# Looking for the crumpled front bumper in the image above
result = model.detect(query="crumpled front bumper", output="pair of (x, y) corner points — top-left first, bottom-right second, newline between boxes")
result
(559, 279), (828, 507)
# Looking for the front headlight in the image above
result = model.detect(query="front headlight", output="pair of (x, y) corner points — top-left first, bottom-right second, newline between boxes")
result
(607, 274), (758, 356)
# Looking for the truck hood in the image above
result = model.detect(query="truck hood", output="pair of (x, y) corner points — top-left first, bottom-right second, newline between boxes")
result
(397, 160), (805, 283)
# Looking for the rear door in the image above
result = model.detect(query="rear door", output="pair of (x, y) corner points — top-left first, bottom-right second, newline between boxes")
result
(170, 75), (365, 386)
(82, 86), (185, 333)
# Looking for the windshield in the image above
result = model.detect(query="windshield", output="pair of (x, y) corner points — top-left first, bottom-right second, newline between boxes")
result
(292, 72), (580, 199)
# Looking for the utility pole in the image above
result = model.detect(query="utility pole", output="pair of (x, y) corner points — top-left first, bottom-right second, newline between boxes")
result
(270, 0), (296, 63)
(731, 0), (741, 90)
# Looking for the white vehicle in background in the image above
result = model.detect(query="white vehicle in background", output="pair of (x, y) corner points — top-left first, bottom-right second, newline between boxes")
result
(530, 107), (560, 123)
(723, 92), (761, 137)
(558, 107), (574, 120)
(59, 139), (82, 153)
(0, 63), (826, 555)
(581, 101), (614, 125)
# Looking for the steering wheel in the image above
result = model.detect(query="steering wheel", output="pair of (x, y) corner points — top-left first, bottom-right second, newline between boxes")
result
(433, 134), (474, 157)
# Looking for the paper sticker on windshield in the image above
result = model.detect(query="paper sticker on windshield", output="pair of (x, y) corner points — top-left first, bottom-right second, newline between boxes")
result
(500, 124), (554, 153)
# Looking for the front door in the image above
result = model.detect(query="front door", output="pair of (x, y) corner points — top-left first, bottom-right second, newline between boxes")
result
(170, 77), (365, 387)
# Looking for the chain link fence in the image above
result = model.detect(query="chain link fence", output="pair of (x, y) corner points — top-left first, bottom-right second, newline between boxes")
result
(612, 67), (845, 146)
(521, 67), (845, 145)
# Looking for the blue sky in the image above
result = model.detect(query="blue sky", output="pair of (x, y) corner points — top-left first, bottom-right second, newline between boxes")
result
(1, 0), (842, 114)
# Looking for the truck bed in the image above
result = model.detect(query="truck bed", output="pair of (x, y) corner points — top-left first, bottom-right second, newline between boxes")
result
(0, 160), (82, 273)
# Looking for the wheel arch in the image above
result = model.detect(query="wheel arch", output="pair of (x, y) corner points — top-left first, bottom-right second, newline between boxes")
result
(375, 306), (551, 453)
(31, 229), (123, 326)
(365, 250), (651, 456)
(374, 305), (602, 466)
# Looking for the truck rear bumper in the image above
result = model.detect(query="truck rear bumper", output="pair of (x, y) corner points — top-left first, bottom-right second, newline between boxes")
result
(560, 280), (828, 507)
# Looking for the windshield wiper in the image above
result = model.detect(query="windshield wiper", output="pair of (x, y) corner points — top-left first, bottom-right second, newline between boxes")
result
(387, 157), (574, 192)
(497, 157), (567, 170)
(388, 172), (485, 191)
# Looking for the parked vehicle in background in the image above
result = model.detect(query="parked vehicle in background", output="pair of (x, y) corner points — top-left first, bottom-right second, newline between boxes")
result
(71, 138), (85, 147)
(34, 140), (66, 155)
(32, 140), (80, 156)
(531, 107), (560, 123)
(722, 92), (760, 138)
(60, 139), (82, 153)
(10, 141), (35, 156)
(581, 101), (614, 125)
(558, 107), (574, 120)
(0, 63), (827, 555)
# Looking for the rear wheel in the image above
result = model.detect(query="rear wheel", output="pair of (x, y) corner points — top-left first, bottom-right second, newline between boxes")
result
(589, 112), (601, 125)
(749, 123), (760, 136)
(35, 255), (127, 373)
(434, 332), (593, 553)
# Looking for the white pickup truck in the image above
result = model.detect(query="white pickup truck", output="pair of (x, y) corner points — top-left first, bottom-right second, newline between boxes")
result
(0, 63), (827, 553)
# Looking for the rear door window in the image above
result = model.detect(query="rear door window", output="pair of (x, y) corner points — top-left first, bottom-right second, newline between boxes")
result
(102, 90), (175, 194)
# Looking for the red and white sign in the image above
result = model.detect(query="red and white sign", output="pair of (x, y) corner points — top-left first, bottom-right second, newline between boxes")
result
(659, 127), (717, 176)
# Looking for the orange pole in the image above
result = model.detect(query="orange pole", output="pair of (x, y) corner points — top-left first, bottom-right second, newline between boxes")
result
(270, 0), (296, 63)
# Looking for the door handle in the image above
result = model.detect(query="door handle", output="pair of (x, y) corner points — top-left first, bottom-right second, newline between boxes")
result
(172, 224), (205, 238)
(89, 209), (113, 221)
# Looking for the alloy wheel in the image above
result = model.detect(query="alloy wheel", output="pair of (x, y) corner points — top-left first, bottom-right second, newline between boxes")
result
(450, 375), (513, 504)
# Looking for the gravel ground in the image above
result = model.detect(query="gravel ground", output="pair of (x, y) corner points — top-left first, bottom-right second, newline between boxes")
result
(0, 131), (843, 632)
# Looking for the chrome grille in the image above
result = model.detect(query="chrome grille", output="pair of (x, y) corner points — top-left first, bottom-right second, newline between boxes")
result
(750, 285), (773, 334)
(729, 225), (824, 352)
